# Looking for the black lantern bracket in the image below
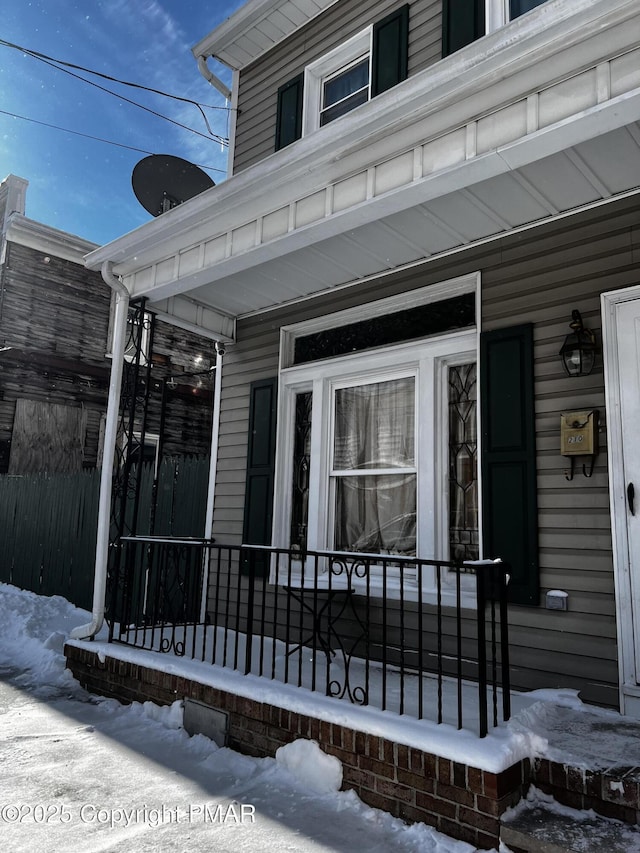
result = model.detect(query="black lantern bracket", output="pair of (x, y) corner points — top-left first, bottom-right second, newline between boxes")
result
(559, 309), (597, 377)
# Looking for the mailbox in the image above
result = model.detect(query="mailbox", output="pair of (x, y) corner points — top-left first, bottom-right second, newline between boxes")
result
(560, 410), (598, 457)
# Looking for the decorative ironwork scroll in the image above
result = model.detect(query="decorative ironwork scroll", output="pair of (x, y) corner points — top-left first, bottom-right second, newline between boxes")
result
(107, 300), (155, 634)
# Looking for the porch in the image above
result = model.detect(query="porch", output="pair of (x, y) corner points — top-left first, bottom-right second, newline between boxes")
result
(63, 573), (640, 851)
(104, 536), (510, 739)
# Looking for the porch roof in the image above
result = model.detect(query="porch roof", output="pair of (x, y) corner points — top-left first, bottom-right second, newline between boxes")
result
(84, 0), (640, 342)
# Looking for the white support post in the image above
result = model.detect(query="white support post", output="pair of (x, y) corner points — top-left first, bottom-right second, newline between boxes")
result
(200, 344), (224, 622)
(71, 264), (129, 639)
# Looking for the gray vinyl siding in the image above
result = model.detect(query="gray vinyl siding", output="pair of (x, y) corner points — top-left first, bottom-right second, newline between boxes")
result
(210, 195), (640, 709)
(233, 0), (442, 173)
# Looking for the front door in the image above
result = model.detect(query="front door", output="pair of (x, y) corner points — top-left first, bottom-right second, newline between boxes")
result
(613, 296), (640, 685)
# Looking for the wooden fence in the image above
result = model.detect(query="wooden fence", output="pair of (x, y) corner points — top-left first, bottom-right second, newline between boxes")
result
(0, 456), (209, 610)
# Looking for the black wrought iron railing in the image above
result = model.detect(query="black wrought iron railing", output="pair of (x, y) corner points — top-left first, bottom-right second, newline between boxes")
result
(109, 537), (510, 737)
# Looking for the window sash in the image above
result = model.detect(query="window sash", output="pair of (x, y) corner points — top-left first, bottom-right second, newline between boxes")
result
(330, 374), (417, 557)
(303, 28), (372, 136)
(323, 57), (370, 108)
(333, 473), (417, 556)
(320, 56), (370, 126)
(332, 376), (415, 471)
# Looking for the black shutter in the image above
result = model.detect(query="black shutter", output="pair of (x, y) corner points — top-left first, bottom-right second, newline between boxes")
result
(275, 73), (304, 150)
(480, 325), (539, 606)
(242, 378), (277, 577)
(442, 0), (485, 58)
(372, 4), (410, 97)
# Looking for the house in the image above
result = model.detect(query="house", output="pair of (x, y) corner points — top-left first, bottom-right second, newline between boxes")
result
(0, 174), (216, 603)
(0, 173), (216, 474)
(64, 0), (640, 846)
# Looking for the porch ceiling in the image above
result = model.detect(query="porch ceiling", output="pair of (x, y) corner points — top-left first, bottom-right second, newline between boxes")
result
(87, 119), (640, 327)
(183, 125), (640, 319)
(85, 0), (640, 332)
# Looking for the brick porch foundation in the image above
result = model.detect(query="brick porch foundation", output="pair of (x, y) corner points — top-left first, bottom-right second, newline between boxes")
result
(64, 643), (529, 849)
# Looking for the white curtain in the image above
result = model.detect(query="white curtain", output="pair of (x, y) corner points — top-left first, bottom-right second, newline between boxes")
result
(333, 378), (416, 555)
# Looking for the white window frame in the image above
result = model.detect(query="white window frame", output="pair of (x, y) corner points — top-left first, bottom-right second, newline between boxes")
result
(485, 0), (548, 33)
(122, 431), (160, 475)
(302, 27), (373, 137)
(273, 274), (481, 606)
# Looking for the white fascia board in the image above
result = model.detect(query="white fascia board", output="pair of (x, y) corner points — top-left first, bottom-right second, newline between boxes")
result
(121, 88), (640, 306)
(496, 89), (640, 170)
(6, 214), (98, 264)
(148, 295), (235, 342)
(85, 0), (639, 278)
(192, 0), (341, 70)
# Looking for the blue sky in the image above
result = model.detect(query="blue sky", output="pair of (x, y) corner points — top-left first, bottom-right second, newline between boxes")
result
(0, 0), (244, 246)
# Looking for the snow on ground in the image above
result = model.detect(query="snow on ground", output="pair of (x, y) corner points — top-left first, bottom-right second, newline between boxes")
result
(4, 582), (639, 853)
(0, 584), (477, 853)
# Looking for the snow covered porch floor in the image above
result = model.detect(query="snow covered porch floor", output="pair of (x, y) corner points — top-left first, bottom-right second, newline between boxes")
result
(64, 639), (640, 850)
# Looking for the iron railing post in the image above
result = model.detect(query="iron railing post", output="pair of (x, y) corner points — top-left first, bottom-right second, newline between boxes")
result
(476, 565), (488, 738)
(244, 547), (255, 676)
(500, 563), (511, 722)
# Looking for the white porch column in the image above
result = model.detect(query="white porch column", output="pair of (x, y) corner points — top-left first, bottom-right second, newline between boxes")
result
(71, 263), (129, 639)
(199, 343), (224, 622)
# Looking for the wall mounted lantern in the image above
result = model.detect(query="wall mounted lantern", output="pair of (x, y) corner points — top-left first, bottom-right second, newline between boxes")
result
(559, 310), (596, 377)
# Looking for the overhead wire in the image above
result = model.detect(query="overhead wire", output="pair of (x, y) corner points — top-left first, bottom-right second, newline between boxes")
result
(0, 39), (229, 111)
(0, 108), (226, 174)
(0, 37), (229, 146)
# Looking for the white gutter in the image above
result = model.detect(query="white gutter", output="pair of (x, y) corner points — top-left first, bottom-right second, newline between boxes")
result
(199, 342), (224, 622)
(70, 261), (129, 640)
(196, 55), (232, 101)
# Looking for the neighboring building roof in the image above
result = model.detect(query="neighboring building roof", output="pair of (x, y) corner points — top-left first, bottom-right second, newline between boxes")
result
(5, 214), (97, 264)
(0, 174), (97, 264)
(192, 0), (340, 70)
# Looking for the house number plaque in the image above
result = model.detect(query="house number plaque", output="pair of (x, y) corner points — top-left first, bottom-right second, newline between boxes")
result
(560, 410), (598, 457)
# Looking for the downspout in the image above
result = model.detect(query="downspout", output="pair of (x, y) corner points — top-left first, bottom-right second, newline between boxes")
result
(70, 261), (129, 639)
(199, 342), (224, 622)
(196, 55), (232, 101)
(196, 54), (235, 176)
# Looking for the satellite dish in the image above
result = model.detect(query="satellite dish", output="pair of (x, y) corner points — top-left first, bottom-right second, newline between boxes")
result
(132, 154), (215, 217)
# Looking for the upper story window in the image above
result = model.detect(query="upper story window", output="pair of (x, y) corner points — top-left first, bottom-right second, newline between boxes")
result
(321, 55), (370, 127)
(510, 0), (548, 18)
(443, 0), (549, 57)
(303, 28), (372, 137)
(276, 5), (409, 150)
